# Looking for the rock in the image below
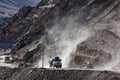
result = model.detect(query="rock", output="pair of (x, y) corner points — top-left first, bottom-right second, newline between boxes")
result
(0, 0), (120, 68)
(0, 67), (119, 80)
(70, 30), (120, 68)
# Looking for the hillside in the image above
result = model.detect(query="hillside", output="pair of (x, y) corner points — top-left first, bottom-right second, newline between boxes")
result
(0, 0), (41, 24)
(0, 0), (120, 71)
(1, 0), (120, 80)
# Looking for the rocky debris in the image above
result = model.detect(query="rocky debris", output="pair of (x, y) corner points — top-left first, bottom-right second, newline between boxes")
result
(0, 67), (119, 80)
(70, 29), (120, 68)
(67, 0), (120, 68)
(0, 0), (120, 68)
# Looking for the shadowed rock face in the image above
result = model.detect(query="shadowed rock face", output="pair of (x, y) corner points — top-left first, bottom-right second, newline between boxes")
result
(0, 67), (120, 80)
(0, 0), (41, 24)
(0, 0), (120, 69)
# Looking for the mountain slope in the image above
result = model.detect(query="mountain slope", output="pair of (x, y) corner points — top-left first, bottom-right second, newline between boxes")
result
(0, 0), (120, 71)
(0, 0), (41, 24)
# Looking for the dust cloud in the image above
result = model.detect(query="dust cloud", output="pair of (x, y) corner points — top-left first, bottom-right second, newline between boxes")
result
(37, 16), (92, 68)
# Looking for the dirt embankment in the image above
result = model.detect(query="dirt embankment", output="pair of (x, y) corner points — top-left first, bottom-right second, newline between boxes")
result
(0, 67), (120, 80)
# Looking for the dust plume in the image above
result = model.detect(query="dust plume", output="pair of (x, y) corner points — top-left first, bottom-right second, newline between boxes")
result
(37, 16), (92, 68)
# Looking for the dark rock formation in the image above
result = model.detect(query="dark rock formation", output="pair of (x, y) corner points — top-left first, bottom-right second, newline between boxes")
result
(0, 67), (120, 80)
(0, 0), (41, 25)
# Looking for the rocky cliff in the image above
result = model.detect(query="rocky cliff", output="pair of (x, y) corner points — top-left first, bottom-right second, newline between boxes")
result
(0, 0), (120, 70)
(0, 0), (41, 24)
